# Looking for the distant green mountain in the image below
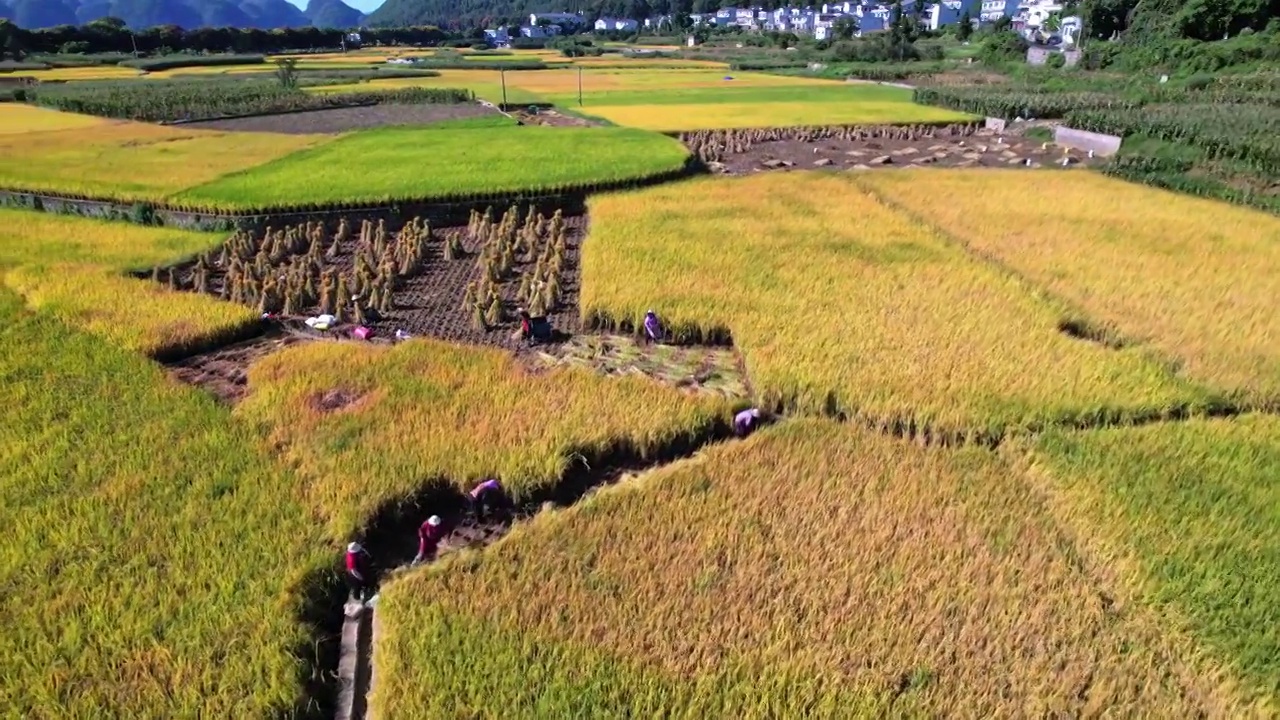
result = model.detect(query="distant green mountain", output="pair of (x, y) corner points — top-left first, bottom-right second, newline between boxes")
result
(7, 0), (364, 29)
(305, 0), (364, 28)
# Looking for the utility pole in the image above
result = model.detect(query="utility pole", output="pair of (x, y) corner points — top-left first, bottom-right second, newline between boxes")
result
(577, 66), (583, 106)
(130, 31), (140, 58)
(500, 67), (508, 108)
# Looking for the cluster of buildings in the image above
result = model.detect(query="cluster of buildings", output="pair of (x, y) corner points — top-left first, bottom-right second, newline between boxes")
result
(489, 0), (1078, 44)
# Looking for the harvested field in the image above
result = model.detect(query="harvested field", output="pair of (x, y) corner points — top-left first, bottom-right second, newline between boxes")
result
(183, 102), (503, 134)
(685, 122), (1101, 174)
(153, 207), (586, 350)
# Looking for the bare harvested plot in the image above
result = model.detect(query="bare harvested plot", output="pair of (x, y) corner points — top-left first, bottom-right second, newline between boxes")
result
(683, 123), (1103, 175)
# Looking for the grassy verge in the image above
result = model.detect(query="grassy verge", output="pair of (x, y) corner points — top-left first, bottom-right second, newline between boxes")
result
(582, 172), (1213, 437)
(235, 337), (735, 538)
(175, 125), (692, 212)
(857, 169), (1280, 406)
(1023, 415), (1280, 709)
(374, 419), (1225, 717)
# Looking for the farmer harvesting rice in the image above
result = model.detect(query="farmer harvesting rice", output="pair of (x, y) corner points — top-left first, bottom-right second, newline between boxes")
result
(469, 478), (508, 523)
(413, 515), (448, 565)
(643, 309), (663, 344)
(734, 407), (762, 438)
(344, 542), (374, 601)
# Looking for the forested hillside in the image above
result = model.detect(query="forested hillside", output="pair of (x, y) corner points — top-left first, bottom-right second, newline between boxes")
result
(0, 0), (363, 29)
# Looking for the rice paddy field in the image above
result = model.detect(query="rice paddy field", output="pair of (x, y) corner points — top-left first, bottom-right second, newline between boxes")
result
(582, 172), (1215, 436)
(307, 67), (966, 129)
(174, 124), (691, 211)
(1, 46), (1277, 719)
(0, 109), (332, 202)
(373, 418), (1259, 717)
(859, 170), (1280, 407)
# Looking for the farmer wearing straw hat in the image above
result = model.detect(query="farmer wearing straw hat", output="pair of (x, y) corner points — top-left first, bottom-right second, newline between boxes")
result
(734, 407), (763, 438)
(344, 542), (374, 601)
(413, 514), (448, 565)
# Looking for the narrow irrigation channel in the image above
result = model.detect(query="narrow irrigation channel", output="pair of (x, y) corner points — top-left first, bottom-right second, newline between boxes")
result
(332, 416), (743, 720)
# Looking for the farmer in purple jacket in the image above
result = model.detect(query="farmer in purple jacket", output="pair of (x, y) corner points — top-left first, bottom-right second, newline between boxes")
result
(734, 408), (762, 438)
(642, 309), (663, 344)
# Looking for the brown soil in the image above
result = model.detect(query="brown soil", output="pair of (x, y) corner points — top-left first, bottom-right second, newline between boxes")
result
(512, 107), (601, 127)
(183, 103), (502, 134)
(309, 387), (367, 413)
(166, 329), (307, 403)
(708, 126), (1103, 175)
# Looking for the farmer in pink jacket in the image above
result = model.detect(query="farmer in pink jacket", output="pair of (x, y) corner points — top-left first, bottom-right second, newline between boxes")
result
(469, 478), (509, 523)
(734, 407), (762, 438)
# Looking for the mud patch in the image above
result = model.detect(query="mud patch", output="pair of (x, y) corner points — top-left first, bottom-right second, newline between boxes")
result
(309, 388), (367, 414)
(166, 327), (308, 403)
(1057, 317), (1129, 349)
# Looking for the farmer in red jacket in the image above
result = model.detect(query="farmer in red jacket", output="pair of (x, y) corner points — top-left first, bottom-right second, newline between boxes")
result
(344, 542), (374, 601)
(413, 515), (448, 565)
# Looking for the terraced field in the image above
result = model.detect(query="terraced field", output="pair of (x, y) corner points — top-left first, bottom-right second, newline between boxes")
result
(1, 54), (1276, 720)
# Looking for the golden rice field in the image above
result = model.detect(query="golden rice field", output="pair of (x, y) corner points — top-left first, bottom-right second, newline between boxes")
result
(1021, 414), (1280, 709)
(237, 338), (735, 537)
(582, 172), (1213, 436)
(0, 120), (332, 201)
(0, 103), (108, 134)
(0, 209), (255, 356)
(373, 418), (1245, 717)
(583, 99), (972, 130)
(859, 170), (1280, 406)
